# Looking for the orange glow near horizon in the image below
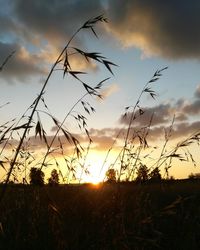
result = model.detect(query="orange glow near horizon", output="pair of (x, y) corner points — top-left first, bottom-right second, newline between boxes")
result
(54, 142), (200, 184)
(79, 150), (110, 184)
(6, 139), (199, 185)
(74, 149), (120, 184)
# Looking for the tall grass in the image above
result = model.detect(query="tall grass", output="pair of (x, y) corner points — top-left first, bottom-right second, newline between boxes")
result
(0, 15), (200, 188)
(0, 15), (117, 201)
(0, 182), (200, 249)
(1, 15), (199, 188)
(100, 66), (200, 182)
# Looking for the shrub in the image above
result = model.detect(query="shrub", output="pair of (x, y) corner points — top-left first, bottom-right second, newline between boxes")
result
(135, 164), (149, 183)
(29, 167), (45, 186)
(48, 169), (59, 186)
(149, 167), (162, 182)
(105, 168), (117, 183)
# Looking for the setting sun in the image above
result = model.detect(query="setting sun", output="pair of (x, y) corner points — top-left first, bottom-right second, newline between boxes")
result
(77, 150), (109, 184)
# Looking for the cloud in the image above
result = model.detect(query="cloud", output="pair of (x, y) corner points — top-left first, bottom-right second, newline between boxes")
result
(180, 86), (200, 116)
(117, 84), (200, 144)
(0, 0), (105, 82)
(19, 127), (118, 153)
(107, 0), (200, 59)
(43, 85), (200, 151)
(131, 120), (200, 144)
(0, 42), (45, 83)
(90, 118), (200, 149)
(11, 0), (105, 46)
(194, 85), (200, 99)
(37, 43), (98, 72)
(172, 121), (200, 139)
(91, 135), (115, 150)
(84, 83), (200, 146)
(120, 82), (200, 129)
(2, 0), (200, 83)
(1, 0), (200, 83)
(119, 103), (176, 127)
(99, 83), (120, 100)
(182, 100), (200, 116)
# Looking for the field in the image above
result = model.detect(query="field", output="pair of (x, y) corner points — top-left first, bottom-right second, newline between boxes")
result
(0, 181), (200, 250)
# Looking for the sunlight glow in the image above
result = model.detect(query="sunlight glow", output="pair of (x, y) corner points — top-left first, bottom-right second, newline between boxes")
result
(78, 150), (113, 184)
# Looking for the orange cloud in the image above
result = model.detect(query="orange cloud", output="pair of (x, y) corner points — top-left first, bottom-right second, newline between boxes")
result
(99, 83), (120, 100)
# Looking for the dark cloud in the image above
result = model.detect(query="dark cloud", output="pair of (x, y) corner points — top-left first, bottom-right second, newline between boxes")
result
(182, 100), (200, 116)
(107, 0), (200, 59)
(117, 84), (200, 143)
(8, 129), (115, 154)
(120, 103), (175, 127)
(0, 15), (16, 37)
(136, 120), (200, 143)
(178, 86), (200, 115)
(194, 85), (200, 99)
(176, 113), (188, 122)
(120, 83), (200, 128)
(0, 0), (105, 83)
(172, 121), (200, 139)
(6, 120), (199, 157)
(89, 118), (200, 149)
(0, 42), (45, 83)
(11, 0), (105, 46)
(1, 0), (200, 82)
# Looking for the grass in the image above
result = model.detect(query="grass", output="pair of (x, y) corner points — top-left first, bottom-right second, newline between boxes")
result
(0, 15), (117, 198)
(0, 181), (200, 250)
(0, 15), (199, 187)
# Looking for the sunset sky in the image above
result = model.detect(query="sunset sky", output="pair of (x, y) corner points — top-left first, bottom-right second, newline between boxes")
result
(0, 0), (200, 182)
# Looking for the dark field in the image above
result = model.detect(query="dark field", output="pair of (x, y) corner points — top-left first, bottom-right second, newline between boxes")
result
(0, 181), (200, 250)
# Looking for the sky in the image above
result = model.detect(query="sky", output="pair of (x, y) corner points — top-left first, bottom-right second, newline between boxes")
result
(0, 0), (200, 182)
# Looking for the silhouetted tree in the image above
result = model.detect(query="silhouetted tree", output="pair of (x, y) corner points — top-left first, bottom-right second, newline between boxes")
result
(29, 167), (45, 186)
(136, 164), (149, 183)
(188, 173), (200, 180)
(48, 169), (59, 186)
(106, 168), (117, 183)
(149, 167), (162, 182)
(188, 173), (195, 180)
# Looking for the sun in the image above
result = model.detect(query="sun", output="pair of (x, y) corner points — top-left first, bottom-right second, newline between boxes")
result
(81, 163), (104, 184)
(79, 151), (109, 184)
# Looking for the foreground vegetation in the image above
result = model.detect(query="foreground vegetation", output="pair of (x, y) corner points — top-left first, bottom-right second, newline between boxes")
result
(0, 181), (200, 250)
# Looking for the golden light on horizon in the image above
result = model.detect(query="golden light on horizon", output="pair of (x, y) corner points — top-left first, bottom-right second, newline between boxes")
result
(77, 150), (118, 184)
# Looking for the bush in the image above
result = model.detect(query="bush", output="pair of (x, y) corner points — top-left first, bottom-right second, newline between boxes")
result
(135, 164), (149, 183)
(105, 168), (117, 183)
(29, 167), (45, 186)
(48, 169), (59, 186)
(149, 167), (162, 183)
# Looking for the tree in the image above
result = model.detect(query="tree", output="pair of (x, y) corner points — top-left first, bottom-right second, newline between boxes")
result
(136, 164), (149, 183)
(48, 169), (59, 186)
(188, 173), (200, 180)
(149, 167), (162, 182)
(29, 167), (45, 186)
(106, 168), (117, 183)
